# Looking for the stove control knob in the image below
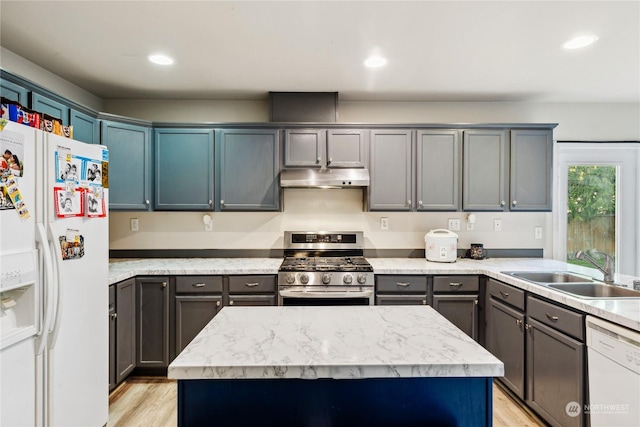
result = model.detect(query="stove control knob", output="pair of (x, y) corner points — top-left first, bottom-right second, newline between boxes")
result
(343, 274), (353, 285)
(357, 274), (368, 285)
(321, 273), (332, 285)
(299, 274), (309, 285)
(285, 273), (296, 284)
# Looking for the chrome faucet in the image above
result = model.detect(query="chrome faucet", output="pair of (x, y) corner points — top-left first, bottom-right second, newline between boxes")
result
(575, 250), (615, 284)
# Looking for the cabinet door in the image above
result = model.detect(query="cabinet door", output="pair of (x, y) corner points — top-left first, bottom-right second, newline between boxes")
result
(463, 130), (509, 211)
(510, 129), (552, 211)
(30, 93), (69, 125)
(115, 278), (136, 384)
(486, 298), (525, 399)
(326, 129), (366, 168)
(228, 295), (276, 306)
(526, 318), (584, 427)
(70, 109), (100, 145)
(154, 128), (214, 210)
(432, 294), (479, 340)
(416, 130), (460, 211)
(284, 129), (325, 167)
(108, 286), (116, 392)
(136, 277), (170, 368)
(101, 121), (151, 210)
(0, 79), (29, 105)
(175, 295), (222, 355)
(369, 130), (413, 211)
(218, 129), (279, 210)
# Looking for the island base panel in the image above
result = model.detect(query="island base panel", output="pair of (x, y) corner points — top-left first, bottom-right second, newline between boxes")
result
(177, 377), (493, 427)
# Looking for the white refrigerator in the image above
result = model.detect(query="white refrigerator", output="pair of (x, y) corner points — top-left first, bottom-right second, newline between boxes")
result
(1, 120), (109, 426)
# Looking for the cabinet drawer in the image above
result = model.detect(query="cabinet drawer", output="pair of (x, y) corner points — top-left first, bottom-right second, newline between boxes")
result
(376, 295), (428, 305)
(376, 275), (427, 294)
(176, 276), (223, 294)
(527, 296), (584, 341)
(488, 279), (525, 311)
(228, 275), (276, 294)
(433, 275), (479, 293)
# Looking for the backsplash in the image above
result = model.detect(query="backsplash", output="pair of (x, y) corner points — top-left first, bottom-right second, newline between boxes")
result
(109, 189), (552, 255)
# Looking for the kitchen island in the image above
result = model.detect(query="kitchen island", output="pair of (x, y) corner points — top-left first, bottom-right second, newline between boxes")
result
(168, 305), (504, 427)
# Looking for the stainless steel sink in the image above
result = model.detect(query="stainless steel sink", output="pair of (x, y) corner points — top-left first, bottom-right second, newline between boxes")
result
(547, 283), (640, 299)
(503, 271), (593, 284)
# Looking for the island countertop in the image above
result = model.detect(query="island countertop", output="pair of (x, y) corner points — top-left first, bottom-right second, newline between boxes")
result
(167, 305), (504, 380)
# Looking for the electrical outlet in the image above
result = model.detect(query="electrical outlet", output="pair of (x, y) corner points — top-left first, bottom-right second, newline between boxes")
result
(534, 226), (543, 240)
(380, 217), (389, 230)
(448, 218), (460, 231)
(493, 219), (502, 232)
(130, 218), (139, 232)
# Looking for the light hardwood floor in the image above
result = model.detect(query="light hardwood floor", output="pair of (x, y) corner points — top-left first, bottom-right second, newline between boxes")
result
(108, 377), (544, 427)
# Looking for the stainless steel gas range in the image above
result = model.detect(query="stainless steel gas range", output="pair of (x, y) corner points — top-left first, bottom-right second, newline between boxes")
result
(277, 231), (374, 305)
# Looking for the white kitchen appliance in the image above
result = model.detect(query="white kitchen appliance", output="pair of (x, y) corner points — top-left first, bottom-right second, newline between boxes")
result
(425, 229), (458, 263)
(0, 120), (109, 427)
(586, 316), (640, 427)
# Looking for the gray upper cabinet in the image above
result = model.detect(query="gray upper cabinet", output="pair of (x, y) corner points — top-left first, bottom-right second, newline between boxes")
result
(154, 128), (214, 211)
(369, 130), (413, 211)
(284, 129), (325, 167)
(416, 130), (461, 211)
(218, 129), (280, 211)
(1, 79), (29, 105)
(284, 128), (366, 168)
(510, 129), (553, 211)
(30, 93), (69, 125)
(327, 129), (367, 168)
(101, 121), (152, 210)
(70, 109), (100, 144)
(463, 130), (509, 211)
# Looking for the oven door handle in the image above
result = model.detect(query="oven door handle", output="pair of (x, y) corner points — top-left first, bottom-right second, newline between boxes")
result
(279, 289), (374, 299)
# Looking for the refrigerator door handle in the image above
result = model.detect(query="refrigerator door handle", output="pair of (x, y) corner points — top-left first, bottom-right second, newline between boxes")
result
(35, 223), (54, 356)
(46, 222), (63, 350)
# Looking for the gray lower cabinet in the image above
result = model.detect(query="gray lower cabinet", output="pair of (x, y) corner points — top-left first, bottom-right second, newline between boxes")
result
(375, 275), (428, 305)
(217, 129), (280, 211)
(369, 130), (413, 211)
(525, 296), (584, 427)
(136, 277), (170, 369)
(432, 276), (480, 341)
(109, 278), (136, 392)
(485, 278), (526, 398)
(173, 276), (223, 358)
(227, 275), (277, 307)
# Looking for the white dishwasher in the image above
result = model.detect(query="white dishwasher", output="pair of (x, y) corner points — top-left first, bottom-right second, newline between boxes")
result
(586, 316), (640, 427)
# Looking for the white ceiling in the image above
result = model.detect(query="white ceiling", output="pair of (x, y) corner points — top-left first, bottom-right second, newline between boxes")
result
(1, 0), (639, 103)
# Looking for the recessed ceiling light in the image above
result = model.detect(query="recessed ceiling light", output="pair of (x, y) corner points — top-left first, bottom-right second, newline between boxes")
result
(148, 54), (174, 65)
(562, 34), (599, 49)
(364, 56), (387, 68)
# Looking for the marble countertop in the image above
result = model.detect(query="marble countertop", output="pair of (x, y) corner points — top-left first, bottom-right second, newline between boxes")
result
(167, 305), (504, 380)
(108, 257), (640, 331)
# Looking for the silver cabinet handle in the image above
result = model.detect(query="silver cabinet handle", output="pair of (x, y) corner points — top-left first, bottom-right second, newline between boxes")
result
(327, 157), (332, 165)
(474, 299), (478, 305)
(145, 199), (150, 206)
(422, 300), (427, 305)
(396, 282), (410, 287)
(220, 200), (225, 207)
(516, 319), (523, 327)
(208, 200), (213, 206)
(499, 290), (509, 298)
(500, 200), (506, 207)
(418, 200), (423, 207)
(449, 282), (462, 289)
(245, 282), (259, 288)
(512, 200), (518, 207)
(216, 300), (221, 307)
(110, 313), (118, 320)
(525, 324), (532, 331)
(545, 313), (559, 322)
(192, 283), (206, 288)
(162, 282), (167, 288)
(407, 199), (411, 206)
(229, 300), (234, 306)
(316, 157), (321, 164)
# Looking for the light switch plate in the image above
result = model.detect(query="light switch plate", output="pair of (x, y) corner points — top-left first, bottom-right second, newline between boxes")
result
(130, 218), (139, 232)
(493, 219), (502, 232)
(534, 226), (543, 239)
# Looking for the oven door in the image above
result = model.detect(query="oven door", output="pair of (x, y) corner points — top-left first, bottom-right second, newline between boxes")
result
(279, 287), (374, 306)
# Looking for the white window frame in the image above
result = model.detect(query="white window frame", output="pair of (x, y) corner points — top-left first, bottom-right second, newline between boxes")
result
(553, 142), (639, 277)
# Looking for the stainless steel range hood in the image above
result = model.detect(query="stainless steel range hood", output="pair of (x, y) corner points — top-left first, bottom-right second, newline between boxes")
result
(280, 168), (370, 188)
